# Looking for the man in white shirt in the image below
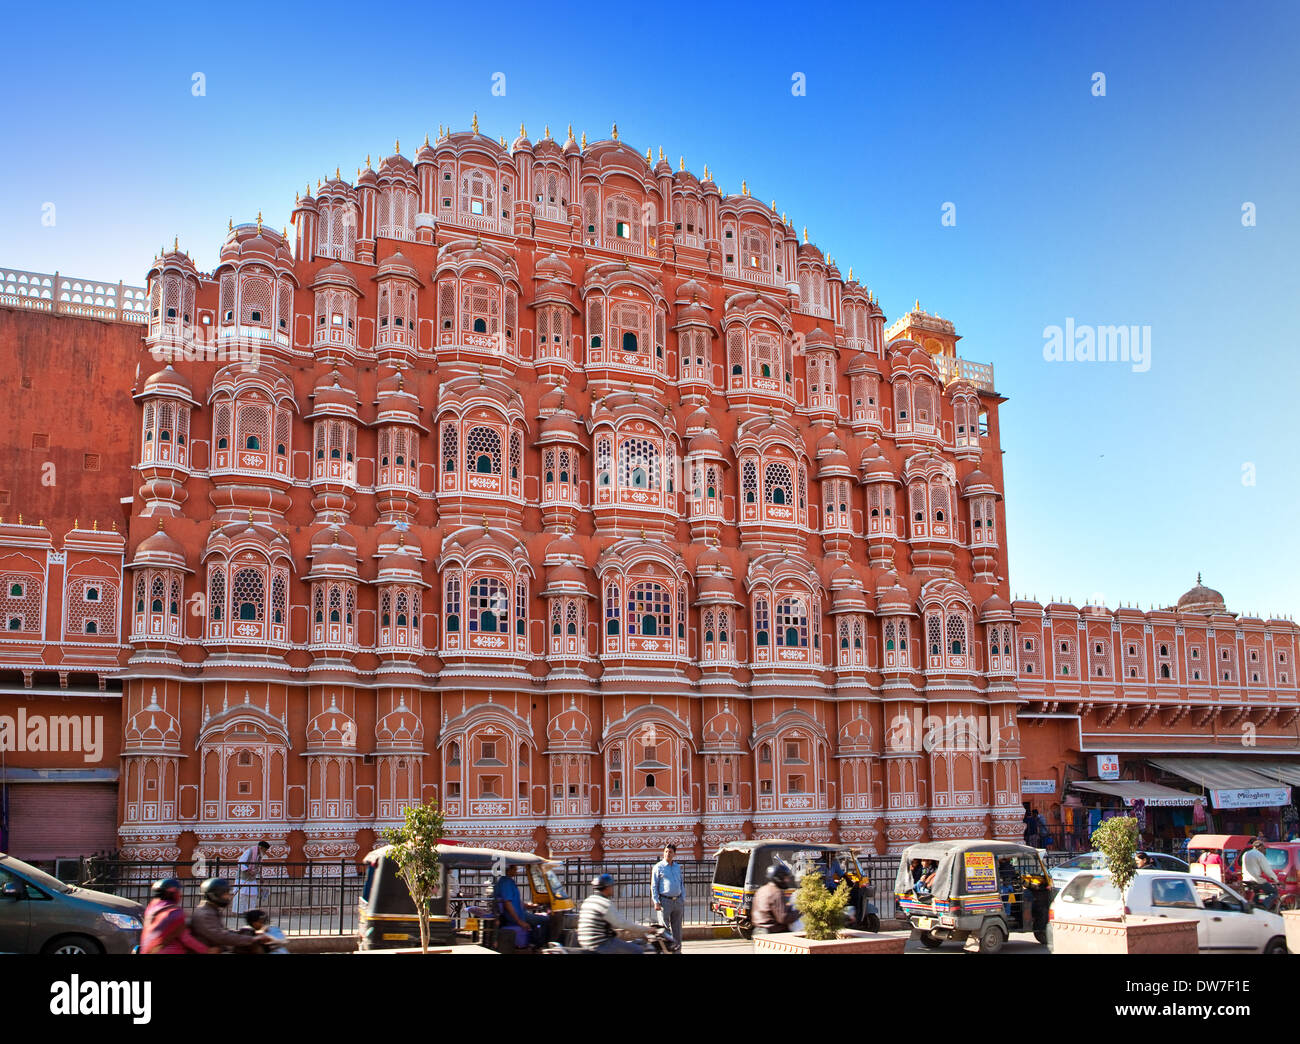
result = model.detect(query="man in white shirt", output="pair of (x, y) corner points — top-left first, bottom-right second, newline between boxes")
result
(1240, 837), (1279, 908)
(233, 840), (270, 914)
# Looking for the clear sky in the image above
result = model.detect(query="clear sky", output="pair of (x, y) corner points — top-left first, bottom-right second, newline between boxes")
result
(3, 0), (1297, 616)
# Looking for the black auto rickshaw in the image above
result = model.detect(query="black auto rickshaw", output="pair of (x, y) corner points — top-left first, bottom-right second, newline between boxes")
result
(358, 843), (575, 951)
(711, 839), (879, 938)
(895, 839), (1053, 954)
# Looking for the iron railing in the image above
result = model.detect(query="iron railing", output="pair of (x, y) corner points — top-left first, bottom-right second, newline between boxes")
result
(78, 859), (364, 936)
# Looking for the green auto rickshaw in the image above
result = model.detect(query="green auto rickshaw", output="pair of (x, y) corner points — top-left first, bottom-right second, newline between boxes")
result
(895, 839), (1053, 954)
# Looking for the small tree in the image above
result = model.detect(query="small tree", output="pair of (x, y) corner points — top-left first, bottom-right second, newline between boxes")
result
(1091, 815), (1139, 923)
(793, 871), (852, 941)
(380, 800), (445, 953)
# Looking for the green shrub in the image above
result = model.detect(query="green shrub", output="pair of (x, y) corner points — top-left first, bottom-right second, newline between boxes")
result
(793, 871), (851, 941)
(1090, 816), (1139, 922)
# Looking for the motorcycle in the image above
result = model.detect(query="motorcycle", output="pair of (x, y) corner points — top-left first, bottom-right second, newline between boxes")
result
(1240, 881), (1283, 914)
(545, 922), (674, 954)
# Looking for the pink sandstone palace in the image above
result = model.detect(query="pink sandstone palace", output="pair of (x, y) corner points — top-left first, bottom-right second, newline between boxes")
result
(1, 121), (1297, 866)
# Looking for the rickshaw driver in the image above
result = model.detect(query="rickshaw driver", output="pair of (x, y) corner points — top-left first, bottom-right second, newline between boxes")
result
(578, 874), (648, 954)
(752, 864), (798, 935)
(493, 863), (551, 948)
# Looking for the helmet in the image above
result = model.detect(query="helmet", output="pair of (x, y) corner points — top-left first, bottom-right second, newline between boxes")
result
(151, 878), (182, 902)
(200, 877), (232, 906)
(590, 873), (616, 891)
(766, 863), (794, 888)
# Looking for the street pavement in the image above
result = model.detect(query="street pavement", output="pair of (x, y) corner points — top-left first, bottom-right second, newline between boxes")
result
(682, 929), (1050, 955)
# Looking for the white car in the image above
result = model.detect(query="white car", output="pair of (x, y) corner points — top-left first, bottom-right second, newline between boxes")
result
(1049, 851), (1188, 892)
(1048, 868), (1288, 954)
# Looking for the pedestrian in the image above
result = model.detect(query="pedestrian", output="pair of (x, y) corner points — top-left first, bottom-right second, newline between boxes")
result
(651, 843), (685, 954)
(139, 878), (215, 954)
(191, 878), (270, 953)
(233, 839), (270, 914)
(1022, 802), (1037, 845)
(1036, 811), (1051, 849)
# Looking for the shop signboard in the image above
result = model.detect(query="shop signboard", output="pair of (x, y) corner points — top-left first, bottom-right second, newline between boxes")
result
(1210, 787), (1290, 810)
(1021, 779), (1056, 795)
(1096, 754), (1120, 780)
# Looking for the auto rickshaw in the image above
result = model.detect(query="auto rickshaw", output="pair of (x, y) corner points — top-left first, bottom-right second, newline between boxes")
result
(895, 839), (1053, 954)
(711, 839), (879, 938)
(358, 843), (575, 951)
(1187, 834), (1300, 910)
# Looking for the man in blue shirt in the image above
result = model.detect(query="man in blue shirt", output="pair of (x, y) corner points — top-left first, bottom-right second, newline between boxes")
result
(650, 843), (685, 954)
(493, 864), (550, 948)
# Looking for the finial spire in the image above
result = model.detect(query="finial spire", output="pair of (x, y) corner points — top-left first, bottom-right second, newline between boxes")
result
(256, 211), (263, 230)
(581, 130), (587, 148)
(742, 179), (748, 195)
(802, 225), (808, 243)
(394, 138), (400, 153)
(567, 123), (574, 143)
(520, 121), (526, 137)
(472, 112), (479, 134)
(611, 121), (618, 140)
(679, 155), (685, 171)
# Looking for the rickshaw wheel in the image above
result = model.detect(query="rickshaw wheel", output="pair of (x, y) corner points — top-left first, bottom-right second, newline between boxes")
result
(918, 930), (945, 949)
(1033, 929), (1049, 945)
(1280, 894), (1300, 913)
(736, 922), (754, 941)
(863, 913), (881, 934)
(977, 925), (1005, 955)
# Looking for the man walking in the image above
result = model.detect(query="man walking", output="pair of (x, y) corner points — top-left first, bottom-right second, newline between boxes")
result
(234, 839), (270, 914)
(651, 843), (685, 954)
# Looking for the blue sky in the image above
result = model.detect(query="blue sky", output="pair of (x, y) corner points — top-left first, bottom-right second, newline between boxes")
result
(3, 0), (1297, 615)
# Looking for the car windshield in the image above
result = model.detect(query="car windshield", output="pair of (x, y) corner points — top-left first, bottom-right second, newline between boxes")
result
(545, 869), (568, 900)
(1061, 854), (1105, 870)
(3, 857), (76, 894)
(1265, 850), (1288, 870)
(1062, 873), (1121, 904)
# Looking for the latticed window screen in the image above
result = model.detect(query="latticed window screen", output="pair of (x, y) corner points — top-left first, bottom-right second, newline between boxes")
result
(741, 227), (770, 272)
(439, 281), (457, 330)
(587, 298), (603, 348)
(914, 384), (934, 426)
(465, 426), (502, 474)
(604, 195), (642, 243)
(240, 275), (272, 325)
(442, 423), (458, 472)
(610, 301), (649, 353)
(751, 331), (781, 379)
(605, 583), (620, 634)
(231, 568), (264, 622)
(946, 614), (967, 656)
(727, 328), (745, 376)
(469, 577), (508, 633)
(236, 404), (269, 452)
(930, 480), (950, 522)
(798, 467), (807, 511)
(583, 188), (599, 235)
(461, 282), (500, 335)
(274, 409), (290, 456)
(618, 438), (659, 490)
(928, 614), (943, 655)
(742, 459), (758, 503)
(459, 168), (496, 217)
(169, 576), (181, 616)
(209, 568), (225, 622)
(2, 573), (41, 632)
(509, 431), (521, 479)
(277, 283), (292, 329)
(219, 273), (235, 320)
(596, 438), (612, 485)
(764, 462), (793, 505)
(566, 600), (583, 637)
(775, 596), (809, 647)
(894, 381), (912, 420)
(150, 575), (165, 613)
(754, 597), (770, 645)
(66, 578), (117, 636)
(626, 582), (671, 637)
(271, 573), (286, 625)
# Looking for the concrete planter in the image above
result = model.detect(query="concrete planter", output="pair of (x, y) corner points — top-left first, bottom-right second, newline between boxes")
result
(1049, 915), (1198, 955)
(753, 928), (907, 955)
(1283, 910), (1300, 954)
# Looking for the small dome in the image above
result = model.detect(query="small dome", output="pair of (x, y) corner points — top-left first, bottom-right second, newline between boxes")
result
(311, 262), (359, 293)
(1176, 575), (1227, 614)
(141, 365), (193, 399)
(374, 251), (422, 283)
(688, 425), (725, 456)
(545, 530), (584, 561)
(131, 526), (188, 569)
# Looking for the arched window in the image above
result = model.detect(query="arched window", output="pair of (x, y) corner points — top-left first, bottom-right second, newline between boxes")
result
(466, 426), (502, 475)
(626, 582), (670, 638)
(469, 577), (508, 633)
(775, 595), (809, 648)
(232, 567), (264, 622)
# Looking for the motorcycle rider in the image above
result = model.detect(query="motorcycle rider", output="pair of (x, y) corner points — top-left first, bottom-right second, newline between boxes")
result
(140, 878), (215, 954)
(1241, 837), (1280, 910)
(191, 878), (271, 953)
(577, 873), (649, 954)
(751, 863), (799, 935)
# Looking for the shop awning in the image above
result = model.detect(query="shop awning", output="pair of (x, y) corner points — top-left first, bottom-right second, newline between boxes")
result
(1068, 780), (1202, 806)
(1148, 758), (1294, 810)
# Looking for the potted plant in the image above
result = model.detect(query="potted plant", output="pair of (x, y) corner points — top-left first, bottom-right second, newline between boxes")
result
(1049, 815), (1198, 954)
(751, 870), (905, 954)
(379, 800), (445, 953)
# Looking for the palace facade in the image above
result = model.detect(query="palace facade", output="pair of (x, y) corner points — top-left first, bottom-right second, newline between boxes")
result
(1, 122), (1297, 864)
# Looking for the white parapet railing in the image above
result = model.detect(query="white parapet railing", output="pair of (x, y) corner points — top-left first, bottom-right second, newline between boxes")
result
(1, 267), (149, 324)
(934, 354), (995, 392)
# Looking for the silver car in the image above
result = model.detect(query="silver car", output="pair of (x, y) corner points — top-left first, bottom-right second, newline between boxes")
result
(0, 853), (144, 954)
(1049, 851), (1188, 892)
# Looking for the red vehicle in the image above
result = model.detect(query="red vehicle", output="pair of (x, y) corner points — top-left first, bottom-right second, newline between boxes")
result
(1187, 834), (1300, 911)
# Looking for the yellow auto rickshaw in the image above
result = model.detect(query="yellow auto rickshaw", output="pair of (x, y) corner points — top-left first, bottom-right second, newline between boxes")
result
(358, 843), (574, 951)
(711, 839), (879, 938)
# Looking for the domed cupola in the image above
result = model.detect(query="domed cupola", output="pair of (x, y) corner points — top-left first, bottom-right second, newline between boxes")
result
(1174, 574), (1229, 616)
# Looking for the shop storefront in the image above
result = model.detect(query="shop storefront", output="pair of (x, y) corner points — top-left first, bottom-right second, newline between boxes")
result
(1066, 779), (1204, 855)
(1148, 758), (1299, 841)
(0, 694), (121, 870)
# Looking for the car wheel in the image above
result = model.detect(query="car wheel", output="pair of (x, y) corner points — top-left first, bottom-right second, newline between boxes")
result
(42, 934), (104, 956)
(1034, 929), (1049, 945)
(1263, 936), (1288, 955)
(977, 925), (1006, 955)
(918, 930), (945, 949)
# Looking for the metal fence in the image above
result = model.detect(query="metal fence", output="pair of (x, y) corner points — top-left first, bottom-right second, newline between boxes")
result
(78, 859), (364, 937)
